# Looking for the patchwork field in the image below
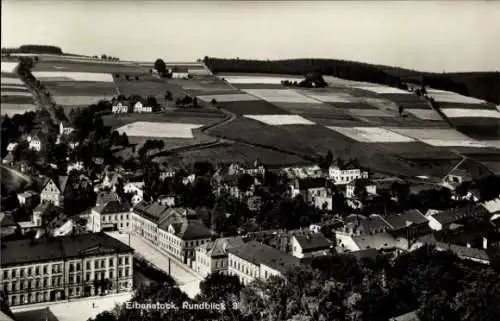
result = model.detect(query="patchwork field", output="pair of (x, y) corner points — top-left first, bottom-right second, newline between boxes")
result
(326, 126), (415, 143)
(242, 88), (322, 104)
(243, 114), (316, 126)
(1, 61), (19, 73)
(385, 127), (488, 147)
(32, 71), (114, 82)
(1, 76), (24, 85)
(1, 67), (37, 116)
(405, 109), (443, 120)
(354, 85), (411, 95)
(33, 60), (147, 74)
(1, 104), (37, 116)
(220, 75), (303, 85)
(427, 89), (486, 104)
(217, 100), (289, 115)
(196, 93), (259, 103)
(441, 108), (500, 119)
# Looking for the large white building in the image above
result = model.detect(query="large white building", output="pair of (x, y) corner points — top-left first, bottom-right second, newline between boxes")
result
(194, 237), (245, 277)
(227, 240), (300, 286)
(329, 165), (368, 184)
(131, 203), (214, 265)
(0, 233), (133, 307)
(89, 200), (131, 233)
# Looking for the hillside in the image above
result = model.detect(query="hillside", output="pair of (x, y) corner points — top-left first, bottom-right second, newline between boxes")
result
(204, 57), (500, 104)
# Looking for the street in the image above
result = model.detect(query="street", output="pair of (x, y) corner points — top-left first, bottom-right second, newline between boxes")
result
(106, 232), (202, 298)
(11, 292), (132, 321)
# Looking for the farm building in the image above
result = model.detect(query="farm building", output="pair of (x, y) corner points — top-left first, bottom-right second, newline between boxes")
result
(112, 102), (128, 114)
(133, 101), (152, 113)
(26, 135), (42, 151)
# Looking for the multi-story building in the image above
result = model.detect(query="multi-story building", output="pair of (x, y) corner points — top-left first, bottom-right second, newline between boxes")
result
(0, 233), (133, 307)
(194, 237), (245, 277)
(89, 200), (131, 233)
(39, 177), (62, 206)
(329, 165), (368, 184)
(227, 240), (300, 286)
(131, 203), (214, 265)
(290, 233), (332, 259)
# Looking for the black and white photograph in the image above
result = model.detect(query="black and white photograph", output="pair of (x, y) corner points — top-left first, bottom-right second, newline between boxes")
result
(1, 1), (499, 320)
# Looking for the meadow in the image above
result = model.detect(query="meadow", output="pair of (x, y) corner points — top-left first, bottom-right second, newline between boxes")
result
(243, 114), (316, 126)
(115, 122), (203, 138)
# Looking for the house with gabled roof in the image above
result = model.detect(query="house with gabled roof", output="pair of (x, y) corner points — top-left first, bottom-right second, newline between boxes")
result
(89, 200), (131, 233)
(112, 101), (128, 114)
(227, 240), (300, 285)
(384, 209), (430, 237)
(39, 177), (62, 206)
(194, 236), (245, 277)
(427, 205), (489, 231)
(0, 212), (19, 237)
(290, 233), (332, 258)
(435, 242), (490, 265)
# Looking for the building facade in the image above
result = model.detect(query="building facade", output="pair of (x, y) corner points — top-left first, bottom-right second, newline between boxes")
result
(39, 178), (62, 206)
(194, 237), (245, 277)
(0, 233), (133, 307)
(329, 166), (368, 184)
(89, 200), (131, 233)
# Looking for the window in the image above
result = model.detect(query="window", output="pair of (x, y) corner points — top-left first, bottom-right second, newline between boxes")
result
(109, 271), (114, 279)
(95, 261), (98, 269)
(20, 282), (24, 290)
(12, 269), (16, 278)
(43, 278), (48, 287)
(124, 257), (129, 265)
(86, 261), (91, 270)
(69, 263), (74, 272)
(119, 257), (123, 265)
(20, 269), (24, 277)
(76, 275), (81, 283)
(3, 270), (8, 279)
(125, 268), (129, 277)
(86, 273), (91, 282)
(119, 269), (123, 278)
(28, 268), (32, 276)
(12, 282), (17, 291)
(76, 263), (81, 271)
(43, 266), (47, 274)
(109, 258), (114, 267)
(35, 280), (40, 288)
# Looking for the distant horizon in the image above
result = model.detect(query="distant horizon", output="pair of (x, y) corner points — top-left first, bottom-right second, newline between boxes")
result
(2, 1), (500, 73)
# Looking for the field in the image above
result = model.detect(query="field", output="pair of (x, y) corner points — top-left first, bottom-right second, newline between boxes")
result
(33, 60), (147, 74)
(354, 85), (411, 95)
(242, 88), (322, 104)
(1, 76), (24, 85)
(326, 126), (416, 143)
(0, 69), (36, 116)
(1, 61), (19, 73)
(218, 100), (289, 115)
(244, 114), (316, 125)
(115, 121), (203, 138)
(219, 75), (303, 85)
(405, 109), (443, 120)
(427, 89), (486, 104)
(154, 142), (310, 167)
(196, 93), (259, 103)
(441, 108), (500, 119)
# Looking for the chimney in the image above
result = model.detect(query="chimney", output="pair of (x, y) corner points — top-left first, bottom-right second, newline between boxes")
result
(483, 237), (488, 250)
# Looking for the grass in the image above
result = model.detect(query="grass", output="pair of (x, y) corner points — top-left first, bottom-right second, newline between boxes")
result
(154, 142), (310, 167)
(1, 95), (34, 104)
(33, 71), (115, 82)
(44, 81), (118, 96)
(116, 121), (203, 138)
(114, 77), (186, 102)
(242, 88), (322, 104)
(33, 60), (147, 74)
(196, 93), (259, 103)
(53, 95), (114, 106)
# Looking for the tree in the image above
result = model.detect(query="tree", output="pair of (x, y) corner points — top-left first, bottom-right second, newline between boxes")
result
(146, 96), (158, 107)
(198, 272), (242, 302)
(398, 105), (404, 116)
(210, 98), (218, 105)
(193, 97), (198, 108)
(154, 58), (167, 76)
(165, 91), (173, 101)
(237, 173), (254, 192)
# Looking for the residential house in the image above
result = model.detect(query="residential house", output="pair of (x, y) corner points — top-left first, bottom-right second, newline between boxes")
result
(133, 101), (152, 113)
(345, 179), (377, 198)
(89, 200), (131, 233)
(442, 166), (471, 190)
(227, 240), (300, 285)
(0, 213), (19, 237)
(290, 177), (330, 203)
(482, 198), (500, 221)
(16, 190), (39, 208)
(0, 233), (133, 307)
(194, 237), (245, 277)
(427, 205), (489, 231)
(157, 195), (176, 207)
(67, 161), (84, 174)
(282, 165), (323, 179)
(329, 164), (368, 184)
(123, 181), (144, 205)
(26, 135), (41, 152)
(58, 121), (74, 136)
(112, 102), (128, 114)
(39, 177), (62, 206)
(159, 166), (176, 181)
(290, 233), (332, 259)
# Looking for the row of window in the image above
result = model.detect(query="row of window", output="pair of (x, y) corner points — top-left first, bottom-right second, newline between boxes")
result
(2, 263), (63, 280)
(102, 213), (129, 222)
(229, 259), (259, 278)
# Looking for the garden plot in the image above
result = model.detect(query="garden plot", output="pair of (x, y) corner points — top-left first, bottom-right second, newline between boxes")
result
(441, 109), (500, 119)
(354, 85), (410, 95)
(221, 75), (303, 85)
(53, 95), (114, 106)
(427, 89), (486, 104)
(1, 77), (24, 85)
(243, 89), (321, 104)
(32, 71), (114, 82)
(326, 126), (415, 143)
(1, 62), (19, 73)
(116, 122), (203, 138)
(244, 114), (316, 126)
(406, 109), (444, 120)
(196, 93), (260, 103)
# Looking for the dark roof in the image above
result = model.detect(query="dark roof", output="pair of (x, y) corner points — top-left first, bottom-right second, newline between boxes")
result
(33, 202), (63, 217)
(133, 201), (170, 223)
(95, 200), (131, 214)
(14, 308), (59, 321)
(294, 233), (331, 251)
(58, 176), (69, 193)
(431, 205), (488, 226)
(1, 232), (133, 267)
(344, 214), (391, 234)
(157, 208), (214, 240)
(297, 177), (327, 190)
(95, 190), (120, 207)
(384, 209), (428, 230)
(435, 242), (490, 262)
(197, 237), (245, 257)
(228, 240), (300, 273)
(0, 213), (18, 227)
